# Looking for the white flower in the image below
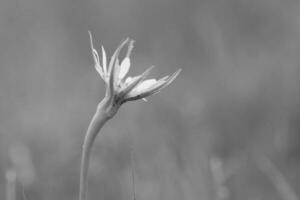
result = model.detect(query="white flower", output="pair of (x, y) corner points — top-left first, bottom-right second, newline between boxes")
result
(88, 31), (181, 104)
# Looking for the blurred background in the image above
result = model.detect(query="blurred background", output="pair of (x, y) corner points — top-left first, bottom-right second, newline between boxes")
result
(1, 0), (300, 199)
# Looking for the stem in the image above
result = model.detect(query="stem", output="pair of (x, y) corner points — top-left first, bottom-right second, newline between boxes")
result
(130, 145), (136, 200)
(79, 99), (112, 200)
(5, 169), (16, 200)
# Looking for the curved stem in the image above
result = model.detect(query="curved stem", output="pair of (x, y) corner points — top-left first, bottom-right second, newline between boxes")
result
(79, 100), (111, 200)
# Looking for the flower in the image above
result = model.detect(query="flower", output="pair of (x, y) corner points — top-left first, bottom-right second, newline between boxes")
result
(80, 33), (181, 200)
(88, 31), (181, 105)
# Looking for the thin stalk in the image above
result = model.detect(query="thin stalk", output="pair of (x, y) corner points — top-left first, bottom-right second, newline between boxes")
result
(79, 99), (112, 200)
(5, 169), (16, 200)
(253, 153), (298, 200)
(130, 143), (136, 200)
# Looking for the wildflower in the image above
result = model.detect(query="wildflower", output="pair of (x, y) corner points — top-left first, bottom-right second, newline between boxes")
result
(88, 32), (181, 108)
(80, 33), (181, 200)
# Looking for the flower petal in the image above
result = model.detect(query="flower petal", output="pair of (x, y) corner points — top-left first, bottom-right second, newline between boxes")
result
(89, 31), (105, 79)
(119, 57), (130, 80)
(157, 68), (182, 90)
(95, 62), (104, 79)
(119, 66), (155, 98)
(88, 31), (99, 63)
(114, 58), (121, 86)
(126, 40), (135, 58)
(108, 38), (129, 76)
(132, 79), (157, 93)
(125, 77), (133, 84)
(127, 79), (164, 98)
(125, 68), (181, 101)
(108, 38), (130, 95)
(160, 75), (169, 82)
(101, 46), (107, 75)
(119, 40), (134, 80)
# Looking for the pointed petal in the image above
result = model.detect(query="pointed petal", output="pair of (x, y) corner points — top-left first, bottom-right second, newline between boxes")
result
(89, 31), (105, 79)
(108, 38), (130, 94)
(119, 66), (155, 97)
(95, 63), (104, 79)
(93, 50), (105, 79)
(119, 57), (130, 80)
(132, 79), (157, 93)
(109, 58), (116, 95)
(119, 39), (134, 80)
(160, 75), (169, 82)
(92, 49), (100, 65)
(125, 76), (140, 86)
(127, 79), (165, 98)
(125, 77), (134, 85)
(101, 46), (107, 75)
(125, 68), (181, 101)
(108, 38), (129, 76)
(114, 58), (121, 86)
(158, 68), (182, 90)
(147, 68), (181, 94)
(88, 31), (99, 64)
(120, 76), (138, 90)
(126, 40), (135, 58)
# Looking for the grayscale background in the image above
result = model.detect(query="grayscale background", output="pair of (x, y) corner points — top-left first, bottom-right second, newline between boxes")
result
(0, 0), (300, 199)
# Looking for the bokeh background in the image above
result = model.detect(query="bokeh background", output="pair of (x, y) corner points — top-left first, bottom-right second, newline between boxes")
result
(1, 0), (300, 199)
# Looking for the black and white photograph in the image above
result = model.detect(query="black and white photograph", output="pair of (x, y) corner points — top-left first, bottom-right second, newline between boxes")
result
(0, 0), (300, 200)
